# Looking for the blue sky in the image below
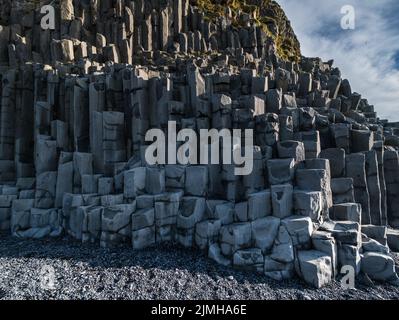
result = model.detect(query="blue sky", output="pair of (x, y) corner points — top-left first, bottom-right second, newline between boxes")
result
(278, 0), (399, 121)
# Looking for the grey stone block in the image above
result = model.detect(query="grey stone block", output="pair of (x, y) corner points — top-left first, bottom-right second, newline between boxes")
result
(220, 223), (252, 256)
(271, 184), (293, 219)
(282, 215), (313, 249)
(270, 226), (294, 264)
(195, 219), (221, 250)
(248, 190), (272, 221)
(277, 141), (305, 162)
(267, 158), (295, 185)
(145, 167), (165, 195)
(251, 216), (280, 254)
(361, 252), (398, 282)
(233, 248), (264, 273)
(124, 167), (146, 199)
(185, 166), (208, 197)
(295, 250), (333, 288)
(294, 190), (322, 222)
(132, 208), (155, 231)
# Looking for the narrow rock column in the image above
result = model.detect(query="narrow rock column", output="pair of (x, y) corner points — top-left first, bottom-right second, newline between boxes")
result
(384, 150), (399, 228)
(346, 153), (371, 224)
(365, 150), (382, 225)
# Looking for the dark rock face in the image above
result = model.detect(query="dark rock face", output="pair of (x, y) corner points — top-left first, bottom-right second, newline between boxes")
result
(0, 0), (398, 288)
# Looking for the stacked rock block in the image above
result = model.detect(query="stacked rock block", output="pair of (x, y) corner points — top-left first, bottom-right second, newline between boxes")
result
(0, 0), (284, 69)
(0, 0), (398, 288)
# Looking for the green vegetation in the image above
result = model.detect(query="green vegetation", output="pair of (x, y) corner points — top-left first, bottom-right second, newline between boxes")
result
(192, 0), (301, 62)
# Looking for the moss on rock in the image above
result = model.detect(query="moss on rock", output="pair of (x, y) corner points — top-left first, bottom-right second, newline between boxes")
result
(192, 0), (301, 62)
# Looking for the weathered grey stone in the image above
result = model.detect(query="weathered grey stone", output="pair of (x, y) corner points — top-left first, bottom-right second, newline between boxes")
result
(73, 153), (93, 193)
(365, 150), (382, 225)
(361, 234), (389, 254)
(330, 178), (355, 204)
(351, 129), (373, 153)
(330, 203), (362, 224)
(271, 226), (294, 264)
(384, 151), (399, 228)
(220, 223), (252, 256)
(264, 255), (294, 281)
(247, 190), (272, 220)
(82, 206), (103, 243)
(132, 226), (155, 250)
(35, 171), (57, 209)
(195, 219), (221, 250)
(212, 202), (234, 225)
(132, 208), (155, 231)
(298, 72), (312, 97)
(296, 169), (329, 192)
(332, 123), (350, 153)
(266, 89), (282, 113)
(145, 167), (165, 195)
(251, 216), (280, 253)
(293, 190), (322, 222)
(185, 166), (208, 197)
(321, 220), (361, 247)
(208, 243), (231, 267)
(312, 231), (338, 277)
(346, 153), (371, 224)
(165, 165), (185, 189)
(267, 158), (295, 185)
(234, 202), (248, 222)
(177, 197), (205, 230)
(277, 140), (305, 162)
(98, 177), (114, 196)
(387, 229), (399, 252)
(271, 184), (293, 219)
(101, 204), (135, 248)
(361, 225), (387, 246)
(361, 252), (399, 283)
(124, 167), (146, 199)
(319, 148), (345, 178)
(82, 174), (102, 194)
(295, 250), (333, 288)
(338, 244), (361, 275)
(282, 215), (313, 248)
(100, 194), (124, 207)
(233, 248), (264, 272)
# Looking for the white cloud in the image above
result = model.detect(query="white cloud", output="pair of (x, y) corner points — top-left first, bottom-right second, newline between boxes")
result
(278, 0), (399, 121)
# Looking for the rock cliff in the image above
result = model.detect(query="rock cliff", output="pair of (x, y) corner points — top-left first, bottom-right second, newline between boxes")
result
(0, 0), (398, 288)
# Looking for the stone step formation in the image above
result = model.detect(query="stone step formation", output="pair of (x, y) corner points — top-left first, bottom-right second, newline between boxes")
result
(0, 0), (398, 288)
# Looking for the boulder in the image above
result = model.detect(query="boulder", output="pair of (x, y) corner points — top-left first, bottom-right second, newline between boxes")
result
(361, 252), (399, 283)
(295, 250), (333, 288)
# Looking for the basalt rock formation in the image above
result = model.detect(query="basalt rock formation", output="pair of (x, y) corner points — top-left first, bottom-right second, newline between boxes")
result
(0, 0), (398, 288)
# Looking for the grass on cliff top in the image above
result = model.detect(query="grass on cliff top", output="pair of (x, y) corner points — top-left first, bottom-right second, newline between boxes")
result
(192, 0), (301, 62)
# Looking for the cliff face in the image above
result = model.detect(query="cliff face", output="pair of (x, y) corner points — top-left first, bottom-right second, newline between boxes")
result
(193, 0), (301, 62)
(0, 0), (399, 288)
(0, 0), (300, 66)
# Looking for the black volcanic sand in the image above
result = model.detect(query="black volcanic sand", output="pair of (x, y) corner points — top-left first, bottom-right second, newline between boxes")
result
(0, 232), (398, 300)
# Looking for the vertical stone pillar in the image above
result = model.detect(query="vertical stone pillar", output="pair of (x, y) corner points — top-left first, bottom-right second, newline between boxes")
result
(373, 141), (387, 225)
(346, 153), (371, 224)
(0, 70), (16, 161)
(384, 150), (399, 228)
(365, 150), (382, 225)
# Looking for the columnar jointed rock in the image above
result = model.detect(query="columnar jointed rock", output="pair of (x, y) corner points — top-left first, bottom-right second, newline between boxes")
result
(0, 0), (398, 289)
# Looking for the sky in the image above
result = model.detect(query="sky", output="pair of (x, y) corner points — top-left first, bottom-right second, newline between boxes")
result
(278, 0), (399, 121)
